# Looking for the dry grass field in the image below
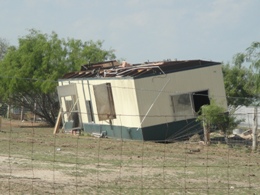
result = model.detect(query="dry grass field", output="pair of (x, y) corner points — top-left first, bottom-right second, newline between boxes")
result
(0, 118), (259, 194)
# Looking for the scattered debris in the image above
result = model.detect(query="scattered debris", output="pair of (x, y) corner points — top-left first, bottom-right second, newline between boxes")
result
(199, 141), (206, 145)
(189, 148), (200, 153)
(232, 129), (244, 135)
(71, 129), (81, 135)
(186, 148), (201, 154)
(189, 134), (201, 142)
(91, 132), (106, 138)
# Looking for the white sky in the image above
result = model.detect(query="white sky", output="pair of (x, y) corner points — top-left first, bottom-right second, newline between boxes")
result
(1, 0), (260, 64)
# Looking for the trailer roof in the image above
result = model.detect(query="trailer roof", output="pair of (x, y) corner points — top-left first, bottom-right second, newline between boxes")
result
(61, 59), (221, 79)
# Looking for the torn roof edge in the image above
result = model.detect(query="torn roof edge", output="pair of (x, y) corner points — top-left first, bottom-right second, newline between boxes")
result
(62, 59), (221, 79)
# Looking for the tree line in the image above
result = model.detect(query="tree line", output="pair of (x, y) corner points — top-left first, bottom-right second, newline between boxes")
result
(0, 29), (116, 125)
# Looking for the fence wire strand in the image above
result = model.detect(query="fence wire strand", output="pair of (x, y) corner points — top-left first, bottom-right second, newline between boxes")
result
(0, 79), (260, 194)
(1, 115), (259, 194)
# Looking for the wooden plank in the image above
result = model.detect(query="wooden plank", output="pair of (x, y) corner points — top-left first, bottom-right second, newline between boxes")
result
(53, 110), (62, 134)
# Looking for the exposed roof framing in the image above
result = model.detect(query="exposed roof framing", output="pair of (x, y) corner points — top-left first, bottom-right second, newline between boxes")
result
(62, 60), (221, 79)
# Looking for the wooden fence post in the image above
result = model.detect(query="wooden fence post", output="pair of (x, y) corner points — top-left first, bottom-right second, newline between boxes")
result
(252, 107), (258, 151)
(203, 120), (210, 145)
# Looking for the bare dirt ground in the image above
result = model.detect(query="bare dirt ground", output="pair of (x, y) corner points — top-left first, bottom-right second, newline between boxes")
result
(0, 118), (260, 195)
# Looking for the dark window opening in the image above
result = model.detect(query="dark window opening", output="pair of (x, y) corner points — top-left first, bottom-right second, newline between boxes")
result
(72, 112), (79, 127)
(86, 100), (94, 122)
(192, 90), (210, 113)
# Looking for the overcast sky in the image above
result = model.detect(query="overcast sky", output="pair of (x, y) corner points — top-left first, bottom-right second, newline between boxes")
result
(1, 0), (260, 64)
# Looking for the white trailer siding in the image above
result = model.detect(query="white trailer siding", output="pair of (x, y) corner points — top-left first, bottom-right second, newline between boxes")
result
(57, 60), (228, 141)
(135, 65), (227, 128)
(59, 78), (141, 128)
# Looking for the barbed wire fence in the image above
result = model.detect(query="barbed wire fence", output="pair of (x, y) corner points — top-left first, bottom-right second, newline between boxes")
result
(0, 80), (259, 194)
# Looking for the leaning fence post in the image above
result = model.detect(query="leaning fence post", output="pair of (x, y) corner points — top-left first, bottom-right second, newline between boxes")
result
(252, 107), (258, 151)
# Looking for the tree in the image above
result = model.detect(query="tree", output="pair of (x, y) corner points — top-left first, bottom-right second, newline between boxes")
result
(197, 100), (229, 145)
(223, 41), (260, 105)
(224, 41), (260, 151)
(0, 29), (116, 126)
(246, 42), (260, 92)
(0, 38), (9, 60)
(0, 38), (10, 116)
(222, 63), (255, 109)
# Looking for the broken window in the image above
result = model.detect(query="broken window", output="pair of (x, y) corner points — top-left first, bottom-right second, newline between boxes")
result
(57, 84), (81, 128)
(171, 90), (210, 120)
(171, 93), (194, 120)
(64, 95), (79, 127)
(93, 83), (116, 121)
(64, 98), (72, 120)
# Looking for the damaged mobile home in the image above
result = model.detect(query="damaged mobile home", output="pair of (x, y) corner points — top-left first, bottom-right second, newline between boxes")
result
(57, 59), (227, 141)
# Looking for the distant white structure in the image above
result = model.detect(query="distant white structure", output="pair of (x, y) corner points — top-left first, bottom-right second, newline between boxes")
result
(235, 106), (260, 128)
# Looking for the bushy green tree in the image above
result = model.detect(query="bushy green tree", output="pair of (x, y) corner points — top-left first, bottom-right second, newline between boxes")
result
(246, 42), (260, 93)
(0, 29), (116, 125)
(197, 100), (229, 145)
(222, 64), (255, 109)
(223, 41), (260, 107)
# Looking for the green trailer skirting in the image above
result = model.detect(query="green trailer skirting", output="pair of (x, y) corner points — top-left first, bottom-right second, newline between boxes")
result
(83, 123), (143, 140)
(79, 118), (203, 141)
(142, 118), (203, 141)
